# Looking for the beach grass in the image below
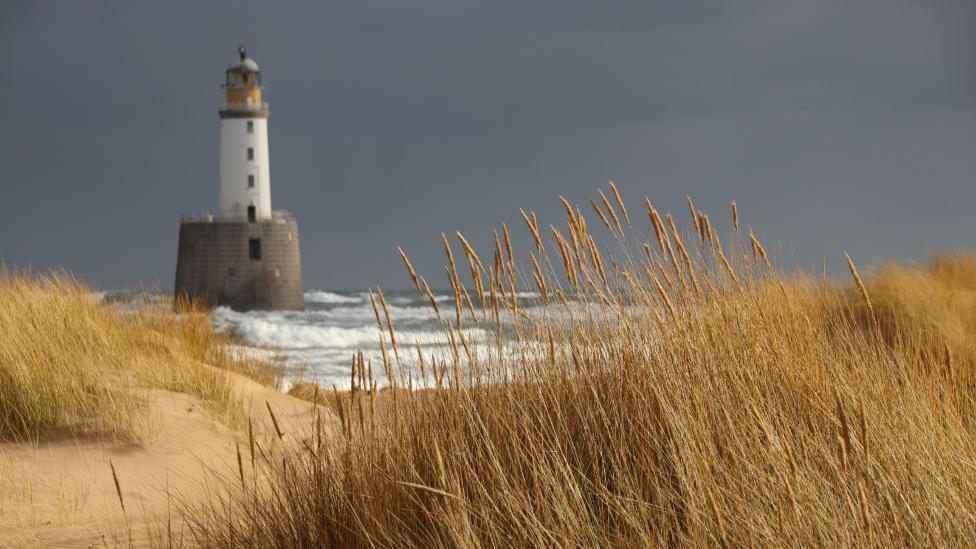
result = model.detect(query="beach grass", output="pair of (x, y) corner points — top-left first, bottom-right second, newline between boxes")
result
(183, 188), (976, 547)
(0, 268), (282, 443)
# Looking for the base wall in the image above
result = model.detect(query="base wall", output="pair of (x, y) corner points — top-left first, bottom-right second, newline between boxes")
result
(175, 218), (304, 311)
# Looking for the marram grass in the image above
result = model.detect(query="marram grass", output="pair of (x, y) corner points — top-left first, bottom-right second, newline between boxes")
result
(184, 189), (976, 547)
(0, 269), (283, 442)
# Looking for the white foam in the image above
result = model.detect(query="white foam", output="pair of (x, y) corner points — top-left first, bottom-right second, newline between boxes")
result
(390, 294), (454, 305)
(214, 306), (485, 351)
(210, 289), (521, 389)
(232, 303), (439, 325)
(303, 290), (362, 304)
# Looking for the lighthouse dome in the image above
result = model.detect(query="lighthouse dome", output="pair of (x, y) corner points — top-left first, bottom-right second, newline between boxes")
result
(228, 57), (260, 72)
(227, 46), (260, 73)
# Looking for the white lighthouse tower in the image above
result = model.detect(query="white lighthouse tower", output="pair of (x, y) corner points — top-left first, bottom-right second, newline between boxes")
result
(175, 47), (304, 311)
(218, 46), (272, 221)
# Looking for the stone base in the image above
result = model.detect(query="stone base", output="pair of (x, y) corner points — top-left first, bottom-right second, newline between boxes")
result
(174, 217), (304, 311)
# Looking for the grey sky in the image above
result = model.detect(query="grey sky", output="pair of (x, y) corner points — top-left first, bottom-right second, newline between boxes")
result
(1, 0), (974, 290)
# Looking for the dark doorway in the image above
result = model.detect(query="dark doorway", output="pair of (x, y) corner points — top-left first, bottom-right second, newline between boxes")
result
(249, 238), (262, 260)
(247, 205), (256, 223)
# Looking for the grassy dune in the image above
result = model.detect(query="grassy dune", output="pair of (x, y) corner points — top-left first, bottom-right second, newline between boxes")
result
(0, 269), (283, 442)
(185, 189), (976, 547)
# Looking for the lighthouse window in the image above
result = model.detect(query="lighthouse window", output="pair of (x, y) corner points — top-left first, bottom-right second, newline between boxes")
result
(246, 121), (253, 133)
(249, 238), (262, 261)
(247, 147), (254, 160)
(247, 175), (255, 189)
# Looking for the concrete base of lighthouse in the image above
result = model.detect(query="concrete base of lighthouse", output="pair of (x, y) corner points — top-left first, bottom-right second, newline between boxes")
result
(174, 216), (304, 311)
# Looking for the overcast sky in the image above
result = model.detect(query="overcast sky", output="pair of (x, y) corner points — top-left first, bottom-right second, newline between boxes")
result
(1, 0), (974, 290)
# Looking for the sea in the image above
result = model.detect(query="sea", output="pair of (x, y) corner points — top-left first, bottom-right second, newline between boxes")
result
(212, 289), (481, 390)
(99, 288), (560, 391)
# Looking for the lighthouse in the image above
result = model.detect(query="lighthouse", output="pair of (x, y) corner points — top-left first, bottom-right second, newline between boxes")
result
(174, 47), (304, 311)
(218, 47), (272, 221)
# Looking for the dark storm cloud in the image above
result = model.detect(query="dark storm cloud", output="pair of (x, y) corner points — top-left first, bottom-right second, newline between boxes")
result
(1, 0), (974, 290)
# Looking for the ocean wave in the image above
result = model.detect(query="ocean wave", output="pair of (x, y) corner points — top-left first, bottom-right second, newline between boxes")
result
(303, 290), (363, 304)
(277, 303), (441, 325)
(232, 321), (383, 350)
(207, 288), (548, 389)
(388, 293), (454, 306)
(214, 306), (485, 351)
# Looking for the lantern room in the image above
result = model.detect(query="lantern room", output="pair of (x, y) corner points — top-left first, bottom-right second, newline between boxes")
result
(224, 46), (263, 107)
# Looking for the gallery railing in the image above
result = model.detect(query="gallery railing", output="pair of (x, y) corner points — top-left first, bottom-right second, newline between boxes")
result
(180, 210), (294, 223)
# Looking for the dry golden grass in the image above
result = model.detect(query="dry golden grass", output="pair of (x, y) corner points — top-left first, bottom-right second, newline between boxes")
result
(0, 268), (283, 442)
(154, 193), (976, 545)
(183, 190), (976, 547)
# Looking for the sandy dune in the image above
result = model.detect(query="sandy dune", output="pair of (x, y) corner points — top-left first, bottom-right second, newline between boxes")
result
(0, 366), (333, 547)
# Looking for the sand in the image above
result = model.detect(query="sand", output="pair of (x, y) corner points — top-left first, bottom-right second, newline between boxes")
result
(0, 366), (334, 547)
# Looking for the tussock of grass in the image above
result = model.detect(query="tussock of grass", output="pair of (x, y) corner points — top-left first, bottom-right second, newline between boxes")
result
(868, 253), (976, 373)
(182, 191), (976, 546)
(0, 269), (281, 442)
(0, 271), (142, 440)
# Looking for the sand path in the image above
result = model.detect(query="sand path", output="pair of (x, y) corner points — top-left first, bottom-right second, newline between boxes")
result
(0, 366), (333, 547)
